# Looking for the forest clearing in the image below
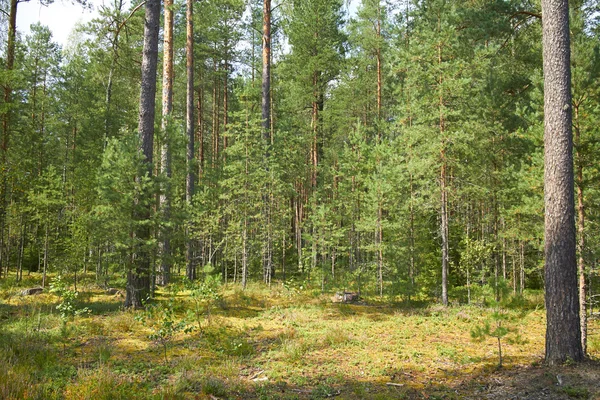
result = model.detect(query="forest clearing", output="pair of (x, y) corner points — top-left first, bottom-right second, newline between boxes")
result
(2, 0), (600, 397)
(1, 274), (600, 399)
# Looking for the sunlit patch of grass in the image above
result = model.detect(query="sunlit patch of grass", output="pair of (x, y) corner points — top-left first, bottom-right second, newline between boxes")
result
(588, 332), (600, 355)
(279, 337), (309, 363)
(1, 282), (599, 398)
(321, 326), (354, 348)
(110, 310), (137, 333)
(63, 367), (144, 400)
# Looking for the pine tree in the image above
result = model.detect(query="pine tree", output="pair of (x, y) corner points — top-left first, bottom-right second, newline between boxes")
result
(541, 0), (584, 364)
(126, 0), (161, 308)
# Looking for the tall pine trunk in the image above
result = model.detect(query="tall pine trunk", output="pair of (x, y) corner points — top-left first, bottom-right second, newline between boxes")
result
(125, 0), (160, 308)
(185, 0), (196, 281)
(541, 0), (584, 364)
(262, 0), (273, 284)
(158, 0), (174, 286)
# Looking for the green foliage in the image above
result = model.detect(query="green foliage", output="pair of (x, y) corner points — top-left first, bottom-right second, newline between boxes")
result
(1, 0), (599, 321)
(135, 291), (190, 363)
(470, 296), (523, 368)
(49, 275), (90, 321)
(187, 263), (223, 331)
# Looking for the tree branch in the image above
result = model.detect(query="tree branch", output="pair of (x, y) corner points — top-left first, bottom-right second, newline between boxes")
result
(116, 1), (146, 35)
(510, 11), (542, 20)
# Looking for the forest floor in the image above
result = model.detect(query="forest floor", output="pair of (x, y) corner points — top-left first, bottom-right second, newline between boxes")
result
(1, 274), (600, 399)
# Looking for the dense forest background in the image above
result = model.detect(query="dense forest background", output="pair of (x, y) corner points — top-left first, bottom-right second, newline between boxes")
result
(1, 0), (599, 305)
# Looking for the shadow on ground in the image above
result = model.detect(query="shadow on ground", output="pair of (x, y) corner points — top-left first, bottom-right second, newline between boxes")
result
(231, 360), (600, 399)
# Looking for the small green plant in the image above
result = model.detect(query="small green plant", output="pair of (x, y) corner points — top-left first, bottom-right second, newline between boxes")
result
(471, 310), (510, 368)
(136, 295), (190, 364)
(49, 275), (91, 321)
(50, 275), (91, 350)
(471, 293), (522, 369)
(187, 263), (222, 332)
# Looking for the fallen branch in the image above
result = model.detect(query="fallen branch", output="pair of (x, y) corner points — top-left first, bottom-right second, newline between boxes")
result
(386, 382), (405, 387)
(248, 370), (265, 380)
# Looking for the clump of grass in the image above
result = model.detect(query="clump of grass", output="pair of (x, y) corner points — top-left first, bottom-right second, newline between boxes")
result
(175, 370), (229, 398)
(111, 311), (137, 333)
(455, 310), (471, 321)
(280, 338), (308, 362)
(201, 376), (228, 397)
(556, 384), (590, 399)
(0, 365), (41, 399)
(92, 339), (113, 365)
(336, 303), (355, 316)
(0, 331), (55, 371)
(227, 336), (254, 357)
(436, 345), (458, 362)
(278, 325), (297, 341)
(82, 319), (106, 336)
(63, 368), (143, 400)
(322, 326), (353, 348)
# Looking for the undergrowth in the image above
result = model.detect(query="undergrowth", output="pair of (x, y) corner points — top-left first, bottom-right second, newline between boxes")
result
(0, 274), (598, 399)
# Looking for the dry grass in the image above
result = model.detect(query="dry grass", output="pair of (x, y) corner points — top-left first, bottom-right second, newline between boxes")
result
(0, 278), (599, 399)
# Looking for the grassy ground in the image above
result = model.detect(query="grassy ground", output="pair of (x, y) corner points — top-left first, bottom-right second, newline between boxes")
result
(1, 274), (599, 399)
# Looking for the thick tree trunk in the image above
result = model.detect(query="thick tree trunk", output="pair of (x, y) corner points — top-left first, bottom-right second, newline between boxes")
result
(158, 0), (174, 286)
(409, 175), (415, 300)
(542, 0), (584, 364)
(126, 0), (160, 308)
(377, 203), (383, 297)
(186, 0), (196, 281)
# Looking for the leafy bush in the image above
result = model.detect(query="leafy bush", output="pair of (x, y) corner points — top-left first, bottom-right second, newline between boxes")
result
(136, 292), (190, 363)
(49, 276), (90, 320)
